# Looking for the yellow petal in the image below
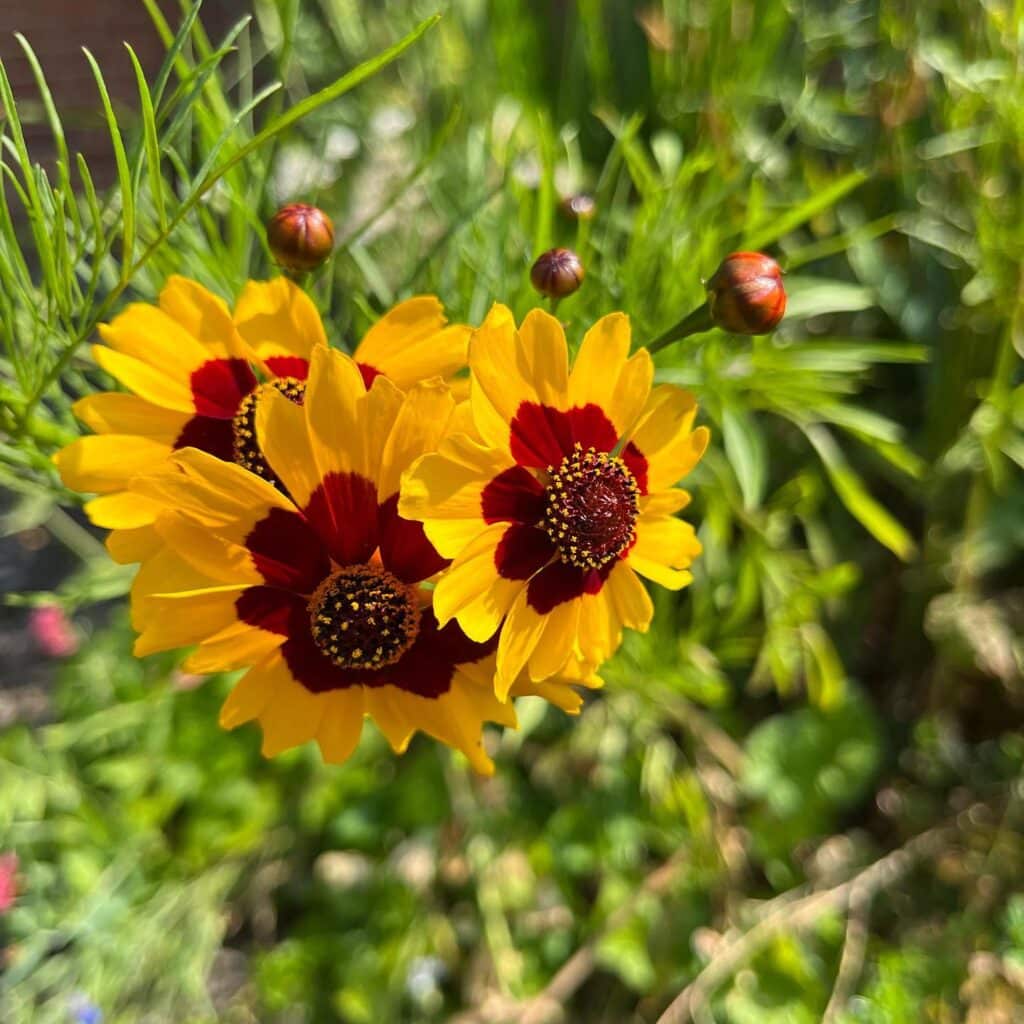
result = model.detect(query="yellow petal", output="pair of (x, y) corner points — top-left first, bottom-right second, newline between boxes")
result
(355, 297), (470, 388)
(98, 303), (212, 376)
(378, 379), (456, 500)
(495, 588), (549, 700)
(368, 324), (470, 389)
(131, 544), (219, 609)
(258, 672), (326, 757)
(431, 523), (523, 641)
(567, 313), (654, 439)
(469, 377), (513, 455)
(365, 688), (417, 753)
(509, 677), (584, 714)
(133, 587), (247, 656)
(527, 598), (580, 681)
(233, 277), (327, 360)
(132, 447), (292, 527)
(158, 276), (249, 358)
(575, 588), (621, 671)
(220, 652), (290, 729)
(183, 619), (285, 673)
(303, 346), (369, 479)
(316, 689), (367, 764)
(627, 385), (710, 491)
(359, 375), (409, 497)
(106, 524), (162, 564)
(152, 514), (265, 585)
(84, 492), (162, 530)
(603, 561), (653, 632)
(640, 490), (692, 516)
(628, 512), (701, 589)
(54, 435), (173, 495)
(72, 392), (189, 441)
(255, 387), (321, 509)
(91, 345), (195, 412)
(354, 296), (445, 364)
(468, 304), (537, 450)
(517, 308), (569, 407)
(398, 433), (515, 557)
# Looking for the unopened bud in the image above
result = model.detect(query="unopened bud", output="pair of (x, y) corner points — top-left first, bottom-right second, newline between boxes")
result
(560, 194), (596, 221)
(530, 247), (584, 299)
(267, 203), (334, 272)
(706, 251), (786, 334)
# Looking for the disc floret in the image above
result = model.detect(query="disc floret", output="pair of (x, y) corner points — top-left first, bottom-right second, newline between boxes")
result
(308, 566), (422, 671)
(543, 443), (640, 570)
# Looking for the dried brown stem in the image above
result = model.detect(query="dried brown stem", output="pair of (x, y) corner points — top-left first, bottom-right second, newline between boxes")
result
(654, 815), (964, 1024)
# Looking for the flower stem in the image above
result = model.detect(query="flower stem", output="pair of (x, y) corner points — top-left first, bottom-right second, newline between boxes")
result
(647, 302), (714, 355)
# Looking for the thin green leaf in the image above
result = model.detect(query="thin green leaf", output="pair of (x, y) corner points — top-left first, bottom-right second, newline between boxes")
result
(14, 34), (79, 235)
(783, 277), (876, 319)
(801, 422), (917, 560)
(18, 14), (440, 430)
(125, 44), (166, 231)
(0, 57), (60, 301)
(721, 404), (767, 510)
(143, 0), (204, 110)
(82, 49), (134, 277)
(743, 170), (868, 250)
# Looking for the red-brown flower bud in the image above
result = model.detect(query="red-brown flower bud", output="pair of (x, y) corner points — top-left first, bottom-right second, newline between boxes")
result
(560, 194), (596, 221)
(267, 203), (335, 272)
(706, 251), (786, 334)
(530, 247), (584, 299)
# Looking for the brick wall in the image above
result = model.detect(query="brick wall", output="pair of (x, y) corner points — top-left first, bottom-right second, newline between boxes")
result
(0, 0), (240, 187)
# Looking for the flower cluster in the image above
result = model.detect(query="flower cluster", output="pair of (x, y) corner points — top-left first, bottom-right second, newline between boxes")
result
(57, 274), (710, 774)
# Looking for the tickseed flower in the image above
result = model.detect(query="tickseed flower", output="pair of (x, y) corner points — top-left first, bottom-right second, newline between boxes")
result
(54, 276), (471, 562)
(399, 305), (709, 695)
(267, 203), (335, 272)
(120, 348), (581, 772)
(530, 248), (584, 300)
(706, 251), (786, 334)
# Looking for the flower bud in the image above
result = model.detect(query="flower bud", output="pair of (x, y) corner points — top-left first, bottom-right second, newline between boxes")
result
(560, 194), (596, 221)
(266, 203), (334, 272)
(706, 251), (785, 334)
(530, 247), (584, 299)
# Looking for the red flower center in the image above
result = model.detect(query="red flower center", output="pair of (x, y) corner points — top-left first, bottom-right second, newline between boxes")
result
(542, 444), (639, 570)
(307, 565), (422, 671)
(231, 377), (306, 482)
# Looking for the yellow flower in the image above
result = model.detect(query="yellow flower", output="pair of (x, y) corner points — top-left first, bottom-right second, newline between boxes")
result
(399, 305), (709, 696)
(121, 348), (581, 773)
(54, 276), (470, 562)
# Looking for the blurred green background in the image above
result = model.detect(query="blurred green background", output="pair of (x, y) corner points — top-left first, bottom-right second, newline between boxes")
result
(1, 0), (1023, 1021)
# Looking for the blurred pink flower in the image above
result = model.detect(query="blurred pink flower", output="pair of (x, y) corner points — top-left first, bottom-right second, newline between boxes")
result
(0, 853), (18, 913)
(29, 604), (78, 658)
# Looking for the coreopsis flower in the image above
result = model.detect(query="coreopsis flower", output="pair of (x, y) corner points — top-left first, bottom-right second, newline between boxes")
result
(400, 305), (709, 695)
(120, 348), (580, 772)
(54, 276), (471, 562)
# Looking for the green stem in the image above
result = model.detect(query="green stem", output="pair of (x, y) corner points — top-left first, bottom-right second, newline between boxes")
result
(647, 301), (714, 355)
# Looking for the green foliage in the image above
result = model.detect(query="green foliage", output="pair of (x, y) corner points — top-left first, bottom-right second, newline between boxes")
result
(0, 0), (1022, 1022)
